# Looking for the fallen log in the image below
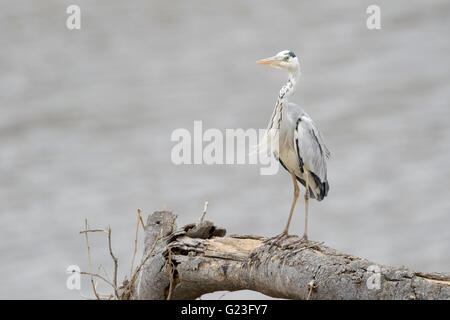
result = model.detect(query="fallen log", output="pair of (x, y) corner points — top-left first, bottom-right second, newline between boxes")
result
(131, 210), (450, 300)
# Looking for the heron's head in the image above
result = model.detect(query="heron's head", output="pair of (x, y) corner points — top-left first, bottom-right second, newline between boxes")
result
(256, 50), (299, 72)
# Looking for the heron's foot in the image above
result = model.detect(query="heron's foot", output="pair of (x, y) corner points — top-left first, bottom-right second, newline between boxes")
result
(282, 236), (323, 250)
(263, 231), (295, 249)
(275, 234), (305, 249)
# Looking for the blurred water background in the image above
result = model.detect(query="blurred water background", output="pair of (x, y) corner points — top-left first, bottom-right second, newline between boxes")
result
(1, 0), (449, 299)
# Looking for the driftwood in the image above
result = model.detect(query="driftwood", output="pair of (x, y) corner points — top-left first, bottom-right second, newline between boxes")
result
(131, 210), (450, 300)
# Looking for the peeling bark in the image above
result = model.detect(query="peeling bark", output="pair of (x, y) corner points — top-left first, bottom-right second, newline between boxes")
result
(132, 211), (450, 300)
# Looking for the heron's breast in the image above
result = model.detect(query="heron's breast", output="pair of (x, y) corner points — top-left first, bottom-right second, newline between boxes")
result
(278, 141), (302, 176)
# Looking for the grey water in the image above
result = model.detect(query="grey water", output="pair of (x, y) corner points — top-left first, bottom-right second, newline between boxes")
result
(1, 0), (449, 299)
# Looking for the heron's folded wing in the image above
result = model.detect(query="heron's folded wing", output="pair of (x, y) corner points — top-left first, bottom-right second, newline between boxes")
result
(294, 115), (329, 182)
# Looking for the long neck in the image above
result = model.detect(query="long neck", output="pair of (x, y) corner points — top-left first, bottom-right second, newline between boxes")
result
(267, 70), (299, 131)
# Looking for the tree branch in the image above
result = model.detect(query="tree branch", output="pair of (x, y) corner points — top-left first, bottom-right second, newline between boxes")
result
(132, 211), (450, 300)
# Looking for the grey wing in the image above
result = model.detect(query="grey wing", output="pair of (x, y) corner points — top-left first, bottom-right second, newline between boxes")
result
(294, 114), (330, 200)
(295, 114), (329, 181)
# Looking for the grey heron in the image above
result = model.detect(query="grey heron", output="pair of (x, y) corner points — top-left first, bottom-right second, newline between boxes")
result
(257, 50), (330, 242)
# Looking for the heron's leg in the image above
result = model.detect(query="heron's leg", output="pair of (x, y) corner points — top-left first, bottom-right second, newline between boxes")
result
(264, 173), (299, 247)
(283, 173), (300, 235)
(302, 167), (310, 241)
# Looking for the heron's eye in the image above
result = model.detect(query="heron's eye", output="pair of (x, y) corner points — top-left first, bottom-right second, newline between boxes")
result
(284, 56), (289, 61)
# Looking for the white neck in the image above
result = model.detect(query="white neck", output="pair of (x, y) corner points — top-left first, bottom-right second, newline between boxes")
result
(267, 69), (300, 131)
(279, 70), (299, 100)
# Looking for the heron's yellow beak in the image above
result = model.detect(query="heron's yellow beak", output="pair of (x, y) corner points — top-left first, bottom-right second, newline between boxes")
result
(256, 56), (278, 65)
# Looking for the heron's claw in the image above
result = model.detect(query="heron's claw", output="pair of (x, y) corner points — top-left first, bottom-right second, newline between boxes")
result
(282, 238), (324, 251)
(280, 235), (309, 249)
(263, 232), (294, 249)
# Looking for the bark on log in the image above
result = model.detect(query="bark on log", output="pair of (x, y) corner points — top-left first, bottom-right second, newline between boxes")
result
(132, 211), (450, 300)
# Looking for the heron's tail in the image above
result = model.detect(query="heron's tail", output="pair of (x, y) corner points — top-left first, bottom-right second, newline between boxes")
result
(296, 173), (329, 201)
(316, 178), (329, 201)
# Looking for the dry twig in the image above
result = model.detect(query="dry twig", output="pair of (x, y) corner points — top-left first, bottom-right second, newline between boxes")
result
(107, 226), (119, 298)
(130, 208), (142, 280)
(199, 200), (209, 223)
(80, 208), (159, 300)
(83, 219), (100, 300)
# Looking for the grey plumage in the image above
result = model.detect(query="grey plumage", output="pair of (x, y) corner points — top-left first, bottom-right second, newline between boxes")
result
(279, 102), (330, 201)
